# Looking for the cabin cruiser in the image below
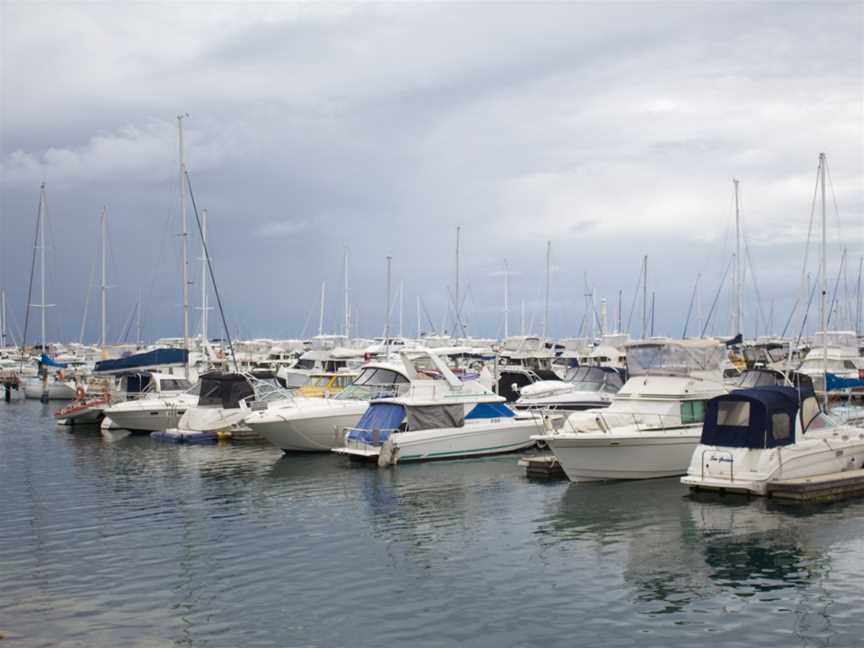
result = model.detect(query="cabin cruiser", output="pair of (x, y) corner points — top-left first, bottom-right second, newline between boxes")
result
(58, 372), (192, 426)
(152, 372), (288, 443)
(333, 349), (546, 466)
(246, 362), (411, 452)
(296, 371), (359, 398)
(496, 336), (561, 402)
(681, 385), (864, 496)
(278, 335), (365, 389)
(796, 331), (864, 396)
(533, 338), (728, 481)
(515, 365), (623, 413)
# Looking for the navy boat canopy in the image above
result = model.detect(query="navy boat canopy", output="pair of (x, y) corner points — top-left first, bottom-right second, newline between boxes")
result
(347, 403), (406, 445)
(94, 348), (188, 374)
(700, 385), (815, 449)
(197, 372), (254, 409)
(826, 372), (864, 392)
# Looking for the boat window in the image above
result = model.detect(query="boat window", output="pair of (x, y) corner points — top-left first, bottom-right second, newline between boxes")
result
(681, 400), (706, 424)
(295, 359), (315, 370)
(160, 378), (191, 392)
(843, 360), (857, 370)
(800, 396), (820, 431)
(716, 401), (750, 427)
(771, 413), (791, 441)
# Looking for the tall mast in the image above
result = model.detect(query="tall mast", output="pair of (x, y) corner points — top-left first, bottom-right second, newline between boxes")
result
(0, 288), (6, 348)
(520, 300), (526, 336)
(384, 256), (392, 353)
(641, 255), (647, 339)
(819, 153), (827, 408)
(617, 289), (622, 334)
(39, 183), (47, 352)
(503, 259), (510, 339)
(543, 241), (551, 341)
(137, 288), (143, 347)
(343, 246), (350, 338)
(416, 295), (421, 338)
(455, 226), (461, 331)
(177, 114), (190, 378)
(398, 280), (404, 338)
(856, 256), (863, 335)
(650, 292), (656, 337)
(600, 298), (607, 337)
(100, 206), (107, 347)
(318, 280), (326, 336)
(200, 208), (209, 342)
(733, 178), (742, 336)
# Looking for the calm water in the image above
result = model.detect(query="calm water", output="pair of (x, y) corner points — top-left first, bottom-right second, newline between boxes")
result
(2, 400), (864, 647)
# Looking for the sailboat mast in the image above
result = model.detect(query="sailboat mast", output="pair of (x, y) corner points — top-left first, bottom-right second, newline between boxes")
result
(641, 255), (647, 339)
(416, 296), (421, 338)
(318, 280), (326, 336)
(384, 256), (392, 353)
(200, 208), (208, 343)
(0, 288), (6, 348)
(521, 300), (526, 336)
(39, 183), (47, 352)
(177, 114), (190, 377)
(733, 178), (742, 336)
(543, 241), (551, 341)
(503, 259), (510, 339)
(398, 280), (404, 338)
(455, 226), (461, 332)
(819, 153), (827, 408)
(343, 246), (350, 338)
(137, 288), (143, 347)
(100, 206), (107, 347)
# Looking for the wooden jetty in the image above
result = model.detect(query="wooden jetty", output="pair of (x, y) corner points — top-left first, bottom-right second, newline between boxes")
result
(519, 454), (566, 480)
(768, 468), (864, 503)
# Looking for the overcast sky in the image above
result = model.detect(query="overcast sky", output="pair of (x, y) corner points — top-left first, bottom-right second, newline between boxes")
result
(1, 1), (862, 345)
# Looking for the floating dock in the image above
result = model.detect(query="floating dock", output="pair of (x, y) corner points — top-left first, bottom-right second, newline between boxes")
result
(768, 468), (864, 503)
(519, 454), (566, 480)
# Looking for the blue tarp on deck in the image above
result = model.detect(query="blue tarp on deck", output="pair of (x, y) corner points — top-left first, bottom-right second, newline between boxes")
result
(94, 348), (188, 374)
(465, 402), (515, 419)
(347, 403), (405, 445)
(39, 354), (67, 369)
(826, 372), (864, 391)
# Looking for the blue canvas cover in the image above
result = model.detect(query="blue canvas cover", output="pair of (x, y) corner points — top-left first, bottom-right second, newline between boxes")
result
(94, 348), (188, 374)
(826, 372), (864, 391)
(347, 403), (405, 445)
(39, 353), (67, 368)
(465, 402), (515, 419)
(701, 386), (803, 449)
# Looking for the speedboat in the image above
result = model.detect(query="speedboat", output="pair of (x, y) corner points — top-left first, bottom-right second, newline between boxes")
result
(495, 336), (561, 402)
(245, 361), (410, 452)
(796, 330), (864, 396)
(515, 365), (623, 413)
(152, 372), (288, 443)
(333, 349), (546, 466)
(295, 370), (359, 398)
(533, 338), (728, 481)
(681, 385), (864, 496)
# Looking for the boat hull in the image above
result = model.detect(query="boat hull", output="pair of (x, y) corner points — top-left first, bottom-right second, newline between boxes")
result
(335, 416), (544, 466)
(23, 379), (77, 400)
(251, 406), (366, 452)
(102, 405), (187, 434)
(542, 429), (702, 481)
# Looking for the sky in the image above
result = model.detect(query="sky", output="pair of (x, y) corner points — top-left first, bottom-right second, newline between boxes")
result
(1, 1), (862, 345)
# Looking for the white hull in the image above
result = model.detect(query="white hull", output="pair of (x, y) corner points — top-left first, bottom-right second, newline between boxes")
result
(683, 436), (864, 496)
(335, 416), (543, 466)
(23, 379), (77, 400)
(251, 406), (367, 452)
(103, 404), (187, 433)
(542, 428), (702, 481)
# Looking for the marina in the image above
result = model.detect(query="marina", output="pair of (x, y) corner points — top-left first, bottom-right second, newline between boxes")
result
(1, 2), (863, 646)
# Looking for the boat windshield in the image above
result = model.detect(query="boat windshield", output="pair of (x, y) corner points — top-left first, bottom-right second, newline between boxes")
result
(626, 342), (724, 377)
(563, 366), (623, 392)
(333, 367), (409, 401)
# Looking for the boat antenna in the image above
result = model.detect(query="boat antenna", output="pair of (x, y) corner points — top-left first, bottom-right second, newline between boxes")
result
(184, 170), (238, 372)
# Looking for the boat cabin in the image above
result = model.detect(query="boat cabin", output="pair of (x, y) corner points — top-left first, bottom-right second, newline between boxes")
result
(700, 385), (823, 450)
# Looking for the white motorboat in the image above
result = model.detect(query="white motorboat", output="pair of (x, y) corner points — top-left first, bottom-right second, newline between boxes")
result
(152, 372), (288, 443)
(533, 338), (728, 481)
(796, 331), (864, 396)
(23, 374), (78, 400)
(334, 349), (546, 466)
(496, 336), (561, 402)
(246, 362), (410, 452)
(515, 365), (623, 413)
(682, 385), (864, 495)
(101, 373), (197, 434)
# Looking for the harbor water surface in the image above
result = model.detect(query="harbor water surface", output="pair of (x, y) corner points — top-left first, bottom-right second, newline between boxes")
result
(2, 399), (863, 647)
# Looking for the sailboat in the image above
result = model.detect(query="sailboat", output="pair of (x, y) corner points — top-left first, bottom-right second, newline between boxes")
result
(22, 184), (77, 401)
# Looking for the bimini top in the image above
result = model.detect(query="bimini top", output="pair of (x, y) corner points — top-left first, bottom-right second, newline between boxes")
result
(94, 348), (188, 374)
(197, 372), (254, 409)
(700, 385), (818, 449)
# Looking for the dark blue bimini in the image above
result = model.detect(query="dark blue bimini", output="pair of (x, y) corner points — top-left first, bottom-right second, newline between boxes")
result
(700, 385), (817, 450)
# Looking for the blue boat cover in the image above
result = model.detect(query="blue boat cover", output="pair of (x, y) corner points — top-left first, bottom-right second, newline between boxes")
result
(465, 402), (515, 419)
(826, 372), (864, 391)
(39, 354), (67, 368)
(700, 386), (808, 449)
(347, 403), (405, 445)
(94, 348), (188, 374)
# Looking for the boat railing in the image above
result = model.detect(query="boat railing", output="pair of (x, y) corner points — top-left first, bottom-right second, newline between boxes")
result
(583, 410), (696, 434)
